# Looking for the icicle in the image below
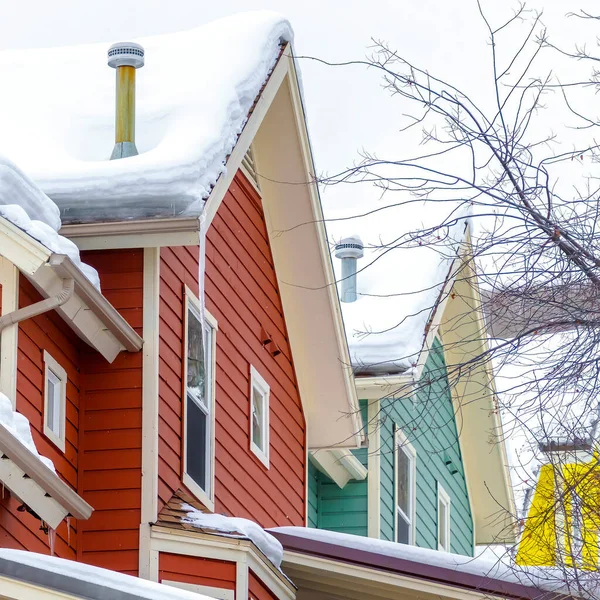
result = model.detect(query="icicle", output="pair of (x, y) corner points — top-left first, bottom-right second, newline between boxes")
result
(66, 517), (71, 547)
(48, 527), (56, 557)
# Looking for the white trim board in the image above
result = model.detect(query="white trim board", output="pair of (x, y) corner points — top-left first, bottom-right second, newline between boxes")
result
(0, 257), (19, 406)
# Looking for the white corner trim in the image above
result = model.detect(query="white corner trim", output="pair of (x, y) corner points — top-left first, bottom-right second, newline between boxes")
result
(367, 399), (381, 539)
(309, 449), (367, 490)
(249, 365), (270, 469)
(141, 248), (160, 534)
(236, 558), (248, 600)
(42, 350), (67, 453)
(0, 257), (19, 407)
(163, 581), (234, 600)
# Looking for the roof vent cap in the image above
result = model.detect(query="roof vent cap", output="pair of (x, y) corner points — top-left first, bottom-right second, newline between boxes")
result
(108, 42), (145, 69)
(335, 235), (364, 260)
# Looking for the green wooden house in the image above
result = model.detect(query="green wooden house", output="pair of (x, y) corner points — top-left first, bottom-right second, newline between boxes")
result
(311, 219), (516, 555)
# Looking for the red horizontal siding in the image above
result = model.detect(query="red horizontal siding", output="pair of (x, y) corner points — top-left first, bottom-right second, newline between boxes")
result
(0, 275), (82, 559)
(157, 170), (306, 528)
(78, 249), (144, 575)
(159, 552), (236, 590)
(249, 570), (279, 600)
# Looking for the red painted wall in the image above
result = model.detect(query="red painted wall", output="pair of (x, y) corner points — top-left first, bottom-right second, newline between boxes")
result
(0, 276), (80, 558)
(157, 170), (306, 527)
(78, 249), (144, 575)
(249, 570), (279, 600)
(159, 552), (236, 592)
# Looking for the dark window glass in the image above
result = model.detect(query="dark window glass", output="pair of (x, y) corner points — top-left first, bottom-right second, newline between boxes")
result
(186, 394), (207, 489)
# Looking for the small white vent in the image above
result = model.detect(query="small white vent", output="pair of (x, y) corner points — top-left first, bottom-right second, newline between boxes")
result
(241, 145), (261, 191)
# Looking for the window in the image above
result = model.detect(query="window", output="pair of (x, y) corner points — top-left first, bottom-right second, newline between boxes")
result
(183, 288), (217, 510)
(395, 428), (416, 544)
(250, 365), (270, 468)
(43, 351), (67, 452)
(437, 482), (451, 552)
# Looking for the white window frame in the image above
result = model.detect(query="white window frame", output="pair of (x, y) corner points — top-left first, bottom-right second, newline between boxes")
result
(395, 428), (416, 545)
(43, 350), (67, 452)
(437, 481), (451, 552)
(182, 287), (218, 512)
(249, 365), (270, 468)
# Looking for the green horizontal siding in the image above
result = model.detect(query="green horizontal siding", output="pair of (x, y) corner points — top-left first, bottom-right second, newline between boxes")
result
(308, 400), (369, 536)
(379, 338), (474, 556)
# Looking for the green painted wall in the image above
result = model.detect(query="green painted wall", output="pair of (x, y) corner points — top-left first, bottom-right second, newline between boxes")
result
(313, 446), (369, 535)
(307, 400), (368, 534)
(379, 338), (474, 555)
(307, 340), (473, 556)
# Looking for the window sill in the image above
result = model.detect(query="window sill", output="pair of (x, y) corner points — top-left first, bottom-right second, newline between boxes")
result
(250, 442), (270, 469)
(183, 472), (215, 513)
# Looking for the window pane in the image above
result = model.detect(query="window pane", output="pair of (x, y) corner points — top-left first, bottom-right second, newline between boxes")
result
(397, 447), (411, 516)
(187, 394), (207, 490)
(46, 370), (61, 435)
(439, 500), (448, 550)
(397, 512), (410, 544)
(187, 308), (205, 405)
(252, 387), (263, 450)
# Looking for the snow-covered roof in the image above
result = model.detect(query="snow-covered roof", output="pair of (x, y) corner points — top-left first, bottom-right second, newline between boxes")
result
(182, 506), (284, 569)
(0, 12), (292, 224)
(270, 526), (595, 598)
(0, 549), (212, 599)
(328, 200), (468, 374)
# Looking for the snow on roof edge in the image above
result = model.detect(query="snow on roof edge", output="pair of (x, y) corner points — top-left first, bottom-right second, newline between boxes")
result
(0, 12), (294, 224)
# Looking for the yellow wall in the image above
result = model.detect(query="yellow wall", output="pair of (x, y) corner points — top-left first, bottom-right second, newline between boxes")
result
(516, 455), (600, 569)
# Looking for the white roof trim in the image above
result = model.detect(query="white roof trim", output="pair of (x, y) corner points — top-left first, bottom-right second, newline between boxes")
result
(0, 216), (142, 362)
(309, 449), (368, 489)
(203, 46), (362, 449)
(0, 421), (92, 529)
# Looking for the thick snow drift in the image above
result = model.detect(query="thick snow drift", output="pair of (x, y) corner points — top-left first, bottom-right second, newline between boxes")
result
(182, 506), (283, 568)
(0, 392), (55, 472)
(0, 12), (292, 223)
(0, 155), (100, 288)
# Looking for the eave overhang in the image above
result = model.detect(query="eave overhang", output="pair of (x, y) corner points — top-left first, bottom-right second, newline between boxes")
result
(0, 216), (142, 362)
(309, 449), (368, 489)
(0, 422), (92, 530)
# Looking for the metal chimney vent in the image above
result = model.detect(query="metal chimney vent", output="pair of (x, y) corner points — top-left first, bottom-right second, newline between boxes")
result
(335, 235), (364, 303)
(108, 42), (145, 160)
(107, 42), (145, 68)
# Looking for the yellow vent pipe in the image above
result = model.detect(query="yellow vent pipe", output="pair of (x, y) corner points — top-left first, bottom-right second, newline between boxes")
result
(107, 42), (145, 160)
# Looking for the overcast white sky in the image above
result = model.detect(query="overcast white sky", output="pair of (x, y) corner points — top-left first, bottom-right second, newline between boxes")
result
(3, 0), (597, 217)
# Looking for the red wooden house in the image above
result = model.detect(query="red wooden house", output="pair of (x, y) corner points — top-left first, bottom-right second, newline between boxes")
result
(0, 12), (362, 600)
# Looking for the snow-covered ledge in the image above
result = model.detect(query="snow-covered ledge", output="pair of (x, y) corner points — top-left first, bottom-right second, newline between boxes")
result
(0, 395), (92, 529)
(309, 449), (367, 489)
